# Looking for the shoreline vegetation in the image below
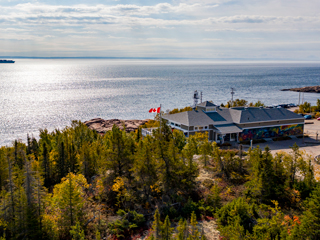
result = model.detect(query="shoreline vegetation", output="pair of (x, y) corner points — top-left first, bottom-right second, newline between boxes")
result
(0, 119), (320, 240)
(281, 85), (320, 93)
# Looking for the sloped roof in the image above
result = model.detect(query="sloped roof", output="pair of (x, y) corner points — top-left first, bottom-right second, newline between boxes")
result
(228, 107), (304, 123)
(205, 107), (238, 125)
(163, 110), (214, 126)
(163, 106), (304, 129)
(215, 124), (242, 134)
(197, 101), (216, 107)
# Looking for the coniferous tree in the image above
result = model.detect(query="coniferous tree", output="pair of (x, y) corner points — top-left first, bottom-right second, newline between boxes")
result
(189, 211), (200, 240)
(176, 218), (188, 240)
(162, 216), (173, 240)
(132, 136), (158, 202)
(105, 125), (134, 180)
(152, 209), (162, 240)
(50, 173), (88, 238)
(290, 184), (320, 240)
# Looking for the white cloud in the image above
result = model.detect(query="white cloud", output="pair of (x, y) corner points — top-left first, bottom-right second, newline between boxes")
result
(1, 1), (320, 59)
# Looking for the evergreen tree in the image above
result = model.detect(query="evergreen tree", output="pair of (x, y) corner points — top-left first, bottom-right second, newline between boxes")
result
(51, 173), (88, 238)
(199, 136), (212, 167)
(105, 125), (134, 180)
(162, 216), (173, 240)
(290, 184), (320, 239)
(152, 209), (162, 240)
(189, 211), (200, 240)
(132, 136), (158, 202)
(176, 218), (188, 240)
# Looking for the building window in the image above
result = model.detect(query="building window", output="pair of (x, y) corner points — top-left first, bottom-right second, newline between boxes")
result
(171, 122), (174, 125)
(205, 126), (208, 129)
(199, 127), (203, 130)
(195, 127), (198, 130)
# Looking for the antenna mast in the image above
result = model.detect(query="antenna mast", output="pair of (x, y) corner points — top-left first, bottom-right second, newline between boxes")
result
(193, 90), (200, 108)
(231, 87), (235, 106)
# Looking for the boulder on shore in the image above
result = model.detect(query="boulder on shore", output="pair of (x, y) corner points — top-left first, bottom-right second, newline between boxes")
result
(281, 86), (320, 93)
(84, 118), (150, 134)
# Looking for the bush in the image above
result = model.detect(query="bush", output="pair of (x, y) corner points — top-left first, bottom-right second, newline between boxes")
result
(108, 210), (145, 238)
(216, 197), (257, 234)
(181, 198), (200, 218)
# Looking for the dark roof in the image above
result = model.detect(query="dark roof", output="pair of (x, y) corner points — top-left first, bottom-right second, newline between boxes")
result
(205, 108), (234, 125)
(214, 124), (242, 134)
(163, 106), (304, 129)
(197, 101), (216, 107)
(163, 110), (214, 126)
(228, 107), (304, 123)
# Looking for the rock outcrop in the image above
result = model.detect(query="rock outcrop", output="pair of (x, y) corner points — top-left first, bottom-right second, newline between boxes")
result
(84, 118), (150, 134)
(281, 86), (320, 93)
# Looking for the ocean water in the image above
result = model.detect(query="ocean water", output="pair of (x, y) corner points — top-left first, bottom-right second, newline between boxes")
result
(1, 59), (320, 146)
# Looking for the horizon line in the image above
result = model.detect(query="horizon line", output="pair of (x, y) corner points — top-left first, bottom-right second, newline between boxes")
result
(1, 56), (320, 62)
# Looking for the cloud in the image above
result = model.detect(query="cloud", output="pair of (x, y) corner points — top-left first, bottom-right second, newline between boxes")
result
(0, 2), (318, 28)
(1, 1), (320, 59)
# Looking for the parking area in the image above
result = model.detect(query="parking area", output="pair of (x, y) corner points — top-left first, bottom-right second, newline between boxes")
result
(244, 119), (320, 179)
(246, 119), (320, 156)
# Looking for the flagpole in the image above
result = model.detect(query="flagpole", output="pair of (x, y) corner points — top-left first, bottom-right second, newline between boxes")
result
(159, 104), (162, 134)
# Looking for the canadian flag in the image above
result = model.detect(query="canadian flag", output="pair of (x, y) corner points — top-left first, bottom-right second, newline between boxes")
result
(149, 107), (161, 113)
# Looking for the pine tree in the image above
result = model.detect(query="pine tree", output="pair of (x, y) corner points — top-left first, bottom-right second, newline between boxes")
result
(152, 209), (162, 240)
(105, 125), (134, 180)
(132, 136), (158, 201)
(58, 141), (66, 180)
(162, 216), (173, 240)
(51, 173), (88, 237)
(199, 139), (212, 167)
(189, 212), (199, 240)
(41, 142), (51, 187)
(290, 184), (320, 239)
(176, 219), (188, 240)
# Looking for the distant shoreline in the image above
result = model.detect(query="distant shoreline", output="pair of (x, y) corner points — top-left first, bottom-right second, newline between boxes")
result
(1, 57), (320, 62)
(281, 86), (320, 93)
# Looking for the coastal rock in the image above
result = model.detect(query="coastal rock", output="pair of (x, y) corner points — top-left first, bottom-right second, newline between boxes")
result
(84, 118), (149, 134)
(281, 86), (320, 93)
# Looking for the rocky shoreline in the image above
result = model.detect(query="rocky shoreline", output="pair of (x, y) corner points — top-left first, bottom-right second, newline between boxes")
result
(84, 118), (149, 134)
(281, 85), (320, 93)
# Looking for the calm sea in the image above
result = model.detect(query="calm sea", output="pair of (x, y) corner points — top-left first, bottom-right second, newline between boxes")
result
(1, 59), (320, 146)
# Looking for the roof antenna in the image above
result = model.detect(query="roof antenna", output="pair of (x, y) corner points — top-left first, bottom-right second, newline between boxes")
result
(231, 87), (235, 106)
(193, 90), (200, 108)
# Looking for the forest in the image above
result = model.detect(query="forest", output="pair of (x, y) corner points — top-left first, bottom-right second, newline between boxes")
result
(0, 119), (319, 240)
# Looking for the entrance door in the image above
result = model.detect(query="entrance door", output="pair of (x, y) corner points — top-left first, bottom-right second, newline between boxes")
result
(225, 133), (230, 141)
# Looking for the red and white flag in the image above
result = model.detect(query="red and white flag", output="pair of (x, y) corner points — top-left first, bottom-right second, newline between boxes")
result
(149, 107), (161, 113)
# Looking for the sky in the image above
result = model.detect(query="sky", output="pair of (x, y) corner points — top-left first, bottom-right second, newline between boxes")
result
(1, 0), (320, 60)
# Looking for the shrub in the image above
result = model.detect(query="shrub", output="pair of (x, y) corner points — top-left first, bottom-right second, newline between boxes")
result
(216, 197), (257, 235)
(108, 210), (145, 238)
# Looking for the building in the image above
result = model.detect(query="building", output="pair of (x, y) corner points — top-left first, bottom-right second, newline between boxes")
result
(162, 101), (304, 143)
